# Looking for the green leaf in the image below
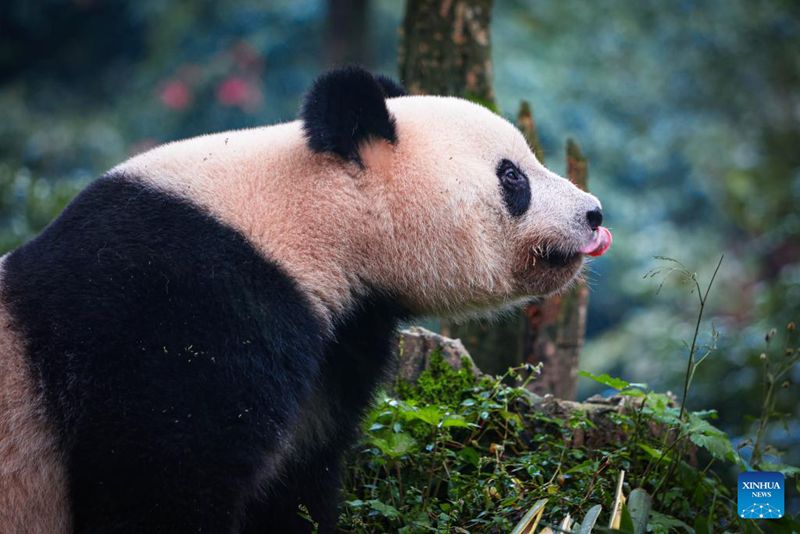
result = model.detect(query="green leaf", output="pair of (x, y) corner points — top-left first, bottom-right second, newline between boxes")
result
(577, 504), (602, 534)
(627, 488), (652, 534)
(689, 434), (736, 462)
(618, 388), (646, 397)
(510, 498), (548, 534)
(406, 405), (445, 426)
(620, 504), (636, 533)
(648, 510), (693, 533)
(638, 443), (675, 463)
(458, 447), (480, 467)
(367, 499), (401, 519)
(498, 409), (524, 427)
(578, 370), (632, 390)
(686, 417), (737, 463)
(441, 414), (471, 428)
(694, 516), (711, 534)
(371, 432), (417, 458)
(565, 459), (597, 475)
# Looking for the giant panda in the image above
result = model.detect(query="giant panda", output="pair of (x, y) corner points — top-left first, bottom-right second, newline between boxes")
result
(0, 66), (611, 533)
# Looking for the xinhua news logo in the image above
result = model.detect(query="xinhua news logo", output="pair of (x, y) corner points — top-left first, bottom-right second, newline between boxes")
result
(738, 472), (784, 519)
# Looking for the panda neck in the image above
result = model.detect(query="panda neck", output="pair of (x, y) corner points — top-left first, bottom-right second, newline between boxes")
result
(274, 260), (364, 335)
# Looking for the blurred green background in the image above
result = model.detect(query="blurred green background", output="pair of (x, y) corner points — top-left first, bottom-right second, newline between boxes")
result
(1, 0), (798, 473)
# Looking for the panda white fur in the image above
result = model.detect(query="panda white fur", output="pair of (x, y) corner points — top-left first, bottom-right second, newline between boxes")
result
(0, 67), (611, 533)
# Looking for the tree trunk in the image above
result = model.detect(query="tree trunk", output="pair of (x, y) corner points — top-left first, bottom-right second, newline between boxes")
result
(399, 0), (495, 106)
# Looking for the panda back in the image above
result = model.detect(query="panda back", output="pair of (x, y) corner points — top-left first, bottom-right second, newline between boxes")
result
(0, 174), (327, 527)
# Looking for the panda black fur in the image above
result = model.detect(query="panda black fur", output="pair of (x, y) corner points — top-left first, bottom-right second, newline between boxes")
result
(0, 67), (610, 533)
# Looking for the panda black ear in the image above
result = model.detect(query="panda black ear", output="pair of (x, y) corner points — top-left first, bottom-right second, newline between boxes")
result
(300, 66), (398, 165)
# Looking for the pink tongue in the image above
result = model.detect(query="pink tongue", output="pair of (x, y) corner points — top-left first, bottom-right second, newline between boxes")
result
(579, 226), (613, 257)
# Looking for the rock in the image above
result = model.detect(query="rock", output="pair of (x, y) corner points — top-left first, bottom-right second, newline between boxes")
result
(395, 326), (481, 383)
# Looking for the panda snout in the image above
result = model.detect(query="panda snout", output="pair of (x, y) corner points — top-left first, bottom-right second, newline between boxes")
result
(578, 206), (612, 257)
(586, 208), (603, 231)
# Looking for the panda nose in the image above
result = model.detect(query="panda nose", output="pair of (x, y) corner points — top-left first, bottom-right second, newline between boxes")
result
(586, 209), (603, 231)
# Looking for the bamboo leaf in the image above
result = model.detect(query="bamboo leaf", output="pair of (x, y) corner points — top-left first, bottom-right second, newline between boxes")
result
(577, 505), (602, 534)
(558, 513), (573, 533)
(510, 498), (548, 534)
(620, 505), (635, 533)
(627, 488), (652, 534)
(608, 470), (626, 529)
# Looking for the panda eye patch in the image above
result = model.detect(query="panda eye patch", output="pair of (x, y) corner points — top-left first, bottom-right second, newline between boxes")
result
(496, 159), (531, 217)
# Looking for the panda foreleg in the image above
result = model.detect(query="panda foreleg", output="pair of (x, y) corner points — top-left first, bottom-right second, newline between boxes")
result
(239, 294), (405, 533)
(240, 447), (343, 534)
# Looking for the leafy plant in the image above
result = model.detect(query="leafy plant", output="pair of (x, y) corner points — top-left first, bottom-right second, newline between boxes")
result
(337, 256), (799, 532)
(339, 354), (740, 532)
(748, 322), (800, 472)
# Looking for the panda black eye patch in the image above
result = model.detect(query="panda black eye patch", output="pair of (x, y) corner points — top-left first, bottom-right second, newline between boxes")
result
(496, 159), (531, 217)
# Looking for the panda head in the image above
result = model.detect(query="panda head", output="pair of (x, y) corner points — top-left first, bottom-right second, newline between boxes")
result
(300, 67), (611, 317)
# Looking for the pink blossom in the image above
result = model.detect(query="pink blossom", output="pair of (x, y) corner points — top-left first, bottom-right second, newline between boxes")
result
(216, 76), (252, 107)
(159, 80), (192, 110)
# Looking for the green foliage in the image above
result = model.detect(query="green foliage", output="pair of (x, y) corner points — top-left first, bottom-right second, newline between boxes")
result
(749, 323), (800, 470)
(0, 165), (88, 252)
(395, 350), (477, 407)
(338, 355), (798, 532)
(340, 284), (800, 532)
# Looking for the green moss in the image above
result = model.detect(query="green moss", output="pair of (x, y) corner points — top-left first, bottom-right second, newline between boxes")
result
(397, 350), (477, 407)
